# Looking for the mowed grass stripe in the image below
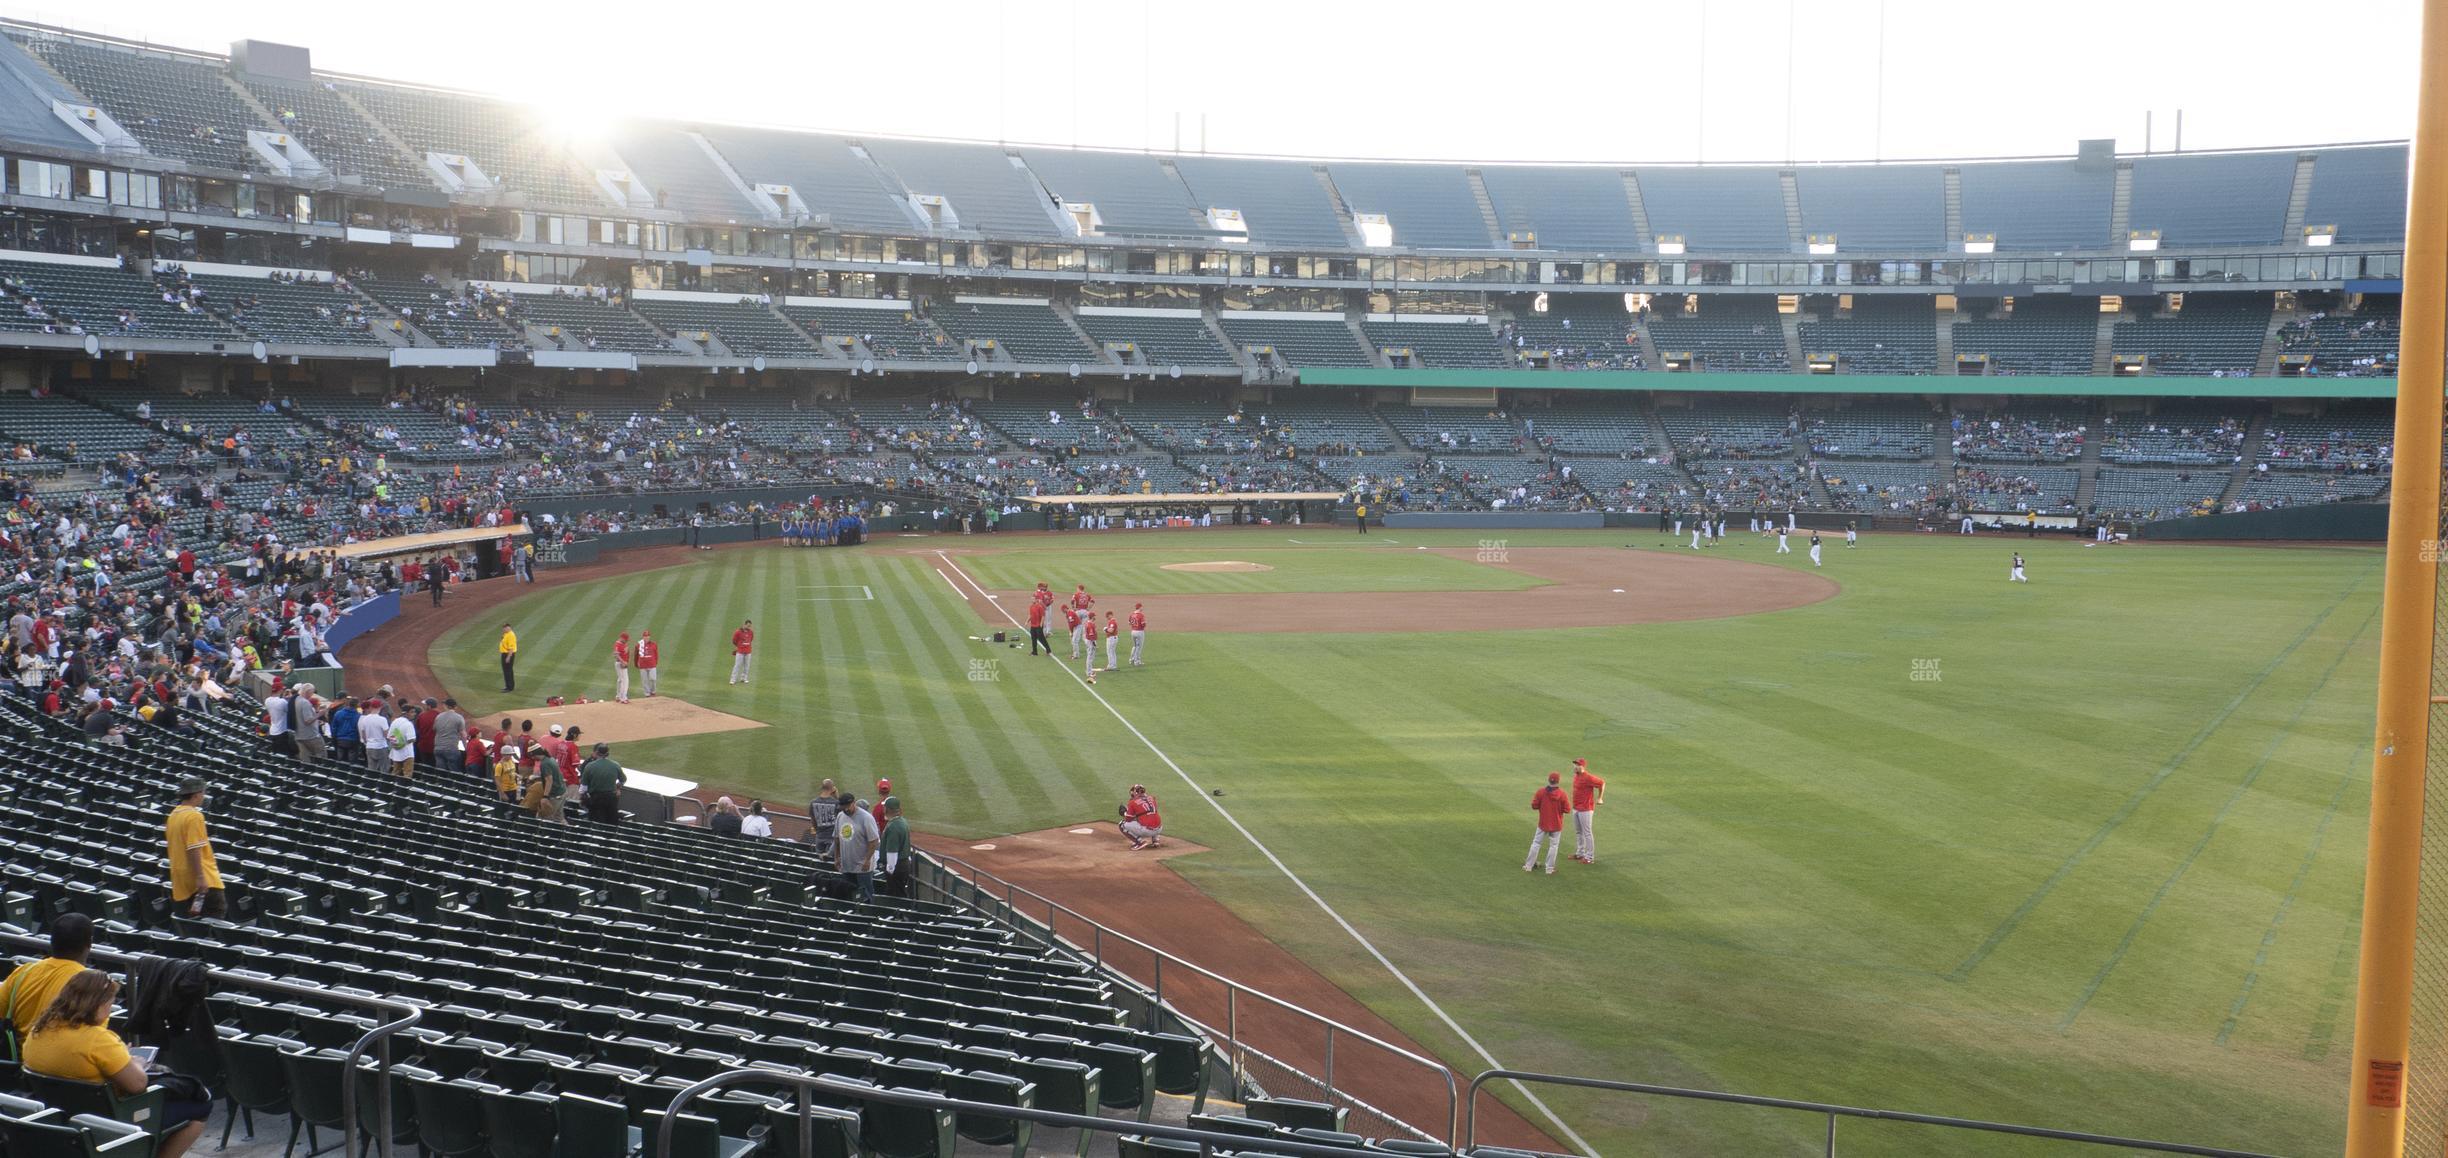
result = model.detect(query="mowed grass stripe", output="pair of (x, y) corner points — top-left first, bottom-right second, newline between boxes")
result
(865, 552), (1020, 825)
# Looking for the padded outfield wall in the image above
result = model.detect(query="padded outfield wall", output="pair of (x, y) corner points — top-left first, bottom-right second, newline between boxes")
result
(2138, 502), (2389, 540)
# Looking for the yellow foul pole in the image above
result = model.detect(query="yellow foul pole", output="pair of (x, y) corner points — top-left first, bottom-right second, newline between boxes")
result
(2345, 0), (2448, 1153)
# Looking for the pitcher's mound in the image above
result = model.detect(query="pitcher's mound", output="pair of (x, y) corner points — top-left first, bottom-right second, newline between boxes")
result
(924, 823), (1210, 870)
(1161, 561), (1274, 573)
(504, 695), (767, 743)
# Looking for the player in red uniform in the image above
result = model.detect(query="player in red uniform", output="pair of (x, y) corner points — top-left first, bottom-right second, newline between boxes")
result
(1068, 585), (1091, 658)
(729, 620), (755, 684)
(1027, 598), (1052, 656)
(1127, 603), (1147, 666)
(1525, 771), (1571, 875)
(1120, 784), (1163, 849)
(1081, 614), (1101, 684)
(1062, 604), (1084, 661)
(637, 631), (660, 696)
(1102, 612), (1120, 672)
(1569, 758), (1606, 864)
(611, 631), (633, 703)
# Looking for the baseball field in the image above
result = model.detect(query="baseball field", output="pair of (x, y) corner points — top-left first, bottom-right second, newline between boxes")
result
(424, 526), (2379, 1155)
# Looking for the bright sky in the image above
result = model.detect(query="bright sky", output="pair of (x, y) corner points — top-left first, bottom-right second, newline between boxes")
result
(10, 0), (2422, 163)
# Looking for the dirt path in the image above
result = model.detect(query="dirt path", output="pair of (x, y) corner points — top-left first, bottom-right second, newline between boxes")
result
(938, 544), (1837, 633)
(915, 826), (1562, 1153)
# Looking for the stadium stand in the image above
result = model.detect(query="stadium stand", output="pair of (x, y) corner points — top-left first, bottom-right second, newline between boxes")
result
(2092, 467), (2228, 518)
(2237, 467), (2388, 508)
(2278, 296), (2400, 377)
(863, 138), (1061, 239)
(1657, 396), (1794, 458)
(1954, 464), (2081, 510)
(1802, 400), (1936, 460)
(1170, 157), (1350, 249)
(1218, 314), (1373, 370)
(1361, 318), (1512, 369)
(1633, 167), (1789, 251)
(1952, 296), (2100, 375)
(1506, 296), (1645, 370)
(2099, 403), (2249, 466)
(2305, 144), (2411, 245)
(1570, 458), (1689, 508)
(1645, 296), (1789, 371)
(1256, 401), (1398, 454)
(1820, 462), (1942, 513)
(0, 389), (156, 462)
(931, 299), (1096, 365)
(1952, 406), (2089, 462)
(1382, 407), (1525, 453)
(1327, 163), (1494, 249)
(628, 296), (819, 359)
(2109, 293), (2274, 376)
(508, 289), (673, 354)
(2262, 408), (2394, 471)
(1797, 296), (1937, 374)
(782, 301), (961, 362)
(0, 259), (238, 342)
(608, 125), (765, 221)
(178, 271), (385, 348)
(1955, 160), (2116, 251)
(236, 72), (435, 191)
(336, 82), (605, 209)
(970, 400), (1137, 453)
(1477, 166), (1644, 251)
(10, 32), (263, 173)
(1522, 403), (1653, 455)
(704, 129), (918, 234)
(354, 277), (525, 350)
(2126, 152), (2295, 246)
(1689, 459), (1811, 508)
(1794, 166), (1946, 251)
(1074, 310), (1238, 370)
(1021, 148), (1211, 239)
(77, 383), (312, 452)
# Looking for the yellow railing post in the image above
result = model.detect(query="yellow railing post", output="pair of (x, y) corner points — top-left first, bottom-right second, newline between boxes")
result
(2345, 1), (2448, 1154)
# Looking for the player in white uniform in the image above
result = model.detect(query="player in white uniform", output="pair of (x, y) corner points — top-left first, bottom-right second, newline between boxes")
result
(1961, 514), (1975, 534)
(2011, 552), (2029, 583)
(1775, 527), (1792, 554)
(1845, 521), (1858, 548)
(1808, 532), (1823, 567)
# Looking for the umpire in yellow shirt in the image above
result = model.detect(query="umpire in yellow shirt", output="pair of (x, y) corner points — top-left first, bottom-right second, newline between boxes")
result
(499, 622), (518, 692)
(166, 777), (222, 920)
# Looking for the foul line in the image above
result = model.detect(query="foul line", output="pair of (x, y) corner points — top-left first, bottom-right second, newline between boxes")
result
(1947, 564), (2372, 982)
(934, 551), (1595, 1156)
(931, 568), (964, 599)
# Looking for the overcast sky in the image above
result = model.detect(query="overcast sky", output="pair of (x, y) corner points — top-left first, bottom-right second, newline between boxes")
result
(8, 0), (2422, 163)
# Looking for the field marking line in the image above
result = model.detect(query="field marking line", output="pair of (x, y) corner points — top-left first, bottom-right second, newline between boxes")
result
(932, 568), (964, 599)
(934, 551), (1595, 1155)
(2057, 601), (2377, 1030)
(2216, 737), (2370, 1046)
(1947, 564), (2374, 982)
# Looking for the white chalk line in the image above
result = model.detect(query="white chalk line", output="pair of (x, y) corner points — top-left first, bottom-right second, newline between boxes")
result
(932, 550), (1594, 1155)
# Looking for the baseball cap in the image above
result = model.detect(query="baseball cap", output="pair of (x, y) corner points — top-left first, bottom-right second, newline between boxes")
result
(876, 777), (892, 791)
(1547, 772), (1561, 784)
(549, 724), (564, 735)
(1574, 758), (1587, 767)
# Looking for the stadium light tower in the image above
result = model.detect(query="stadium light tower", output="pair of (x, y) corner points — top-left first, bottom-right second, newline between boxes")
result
(2345, 0), (2448, 1154)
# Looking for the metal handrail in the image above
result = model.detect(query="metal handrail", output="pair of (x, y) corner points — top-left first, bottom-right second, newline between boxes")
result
(3, 928), (424, 1158)
(920, 849), (1457, 1140)
(657, 1067), (1427, 1158)
(1460, 1068), (2286, 1158)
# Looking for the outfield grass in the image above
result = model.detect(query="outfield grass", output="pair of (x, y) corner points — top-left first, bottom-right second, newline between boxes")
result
(432, 528), (2377, 1155)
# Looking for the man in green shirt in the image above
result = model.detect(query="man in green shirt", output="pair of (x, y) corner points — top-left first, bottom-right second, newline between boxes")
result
(580, 743), (626, 823)
(527, 747), (566, 824)
(878, 796), (912, 900)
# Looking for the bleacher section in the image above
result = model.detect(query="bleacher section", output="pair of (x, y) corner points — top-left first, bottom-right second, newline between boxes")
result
(238, 72), (434, 191)
(2262, 409), (2393, 471)
(1794, 167), (1945, 251)
(1523, 405), (1652, 455)
(1327, 164), (1493, 249)
(1801, 401), (1934, 460)
(1020, 149), (1210, 240)
(1171, 157), (1349, 249)
(304, 394), (488, 461)
(1689, 460), (1810, 508)
(2110, 294), (2273, 376)
(2306, 145), (2412, 245)
(2238, 468), (2388, 508)
(1570, 459), (1688, 507)
(931, 299), (1096, 364)
(2092, 467), (2228, 517)
(356, 278), (525, 350)
(704, 130), (918, 235)
(783, 302), (960, 362)
(1361, 319), (1512, 369)
(1955, 160), (2115, 251)
(1382, 407), (1524, 452)
(1820, 462), (1941, 512)
(2127, 153), (2295, 246)
(510, 291), (673, 354)
(1478, 166), (1643, 251)
(1797, 297), (1936, 374)
(0, 259), (237, 342)
(11, 33), (263, 172)
(184, 273), (386, 347)
(609, 125), (765, 221)
(1074, 311), (1237, 369)
(1256, 402), (1397, 454)
(864, 139), (1060, 239)
(1953, 296), (2099, 375)
(1645, 296), (1789, 371)
(0, 390), (155, 462)
(0, 685), (1216, 1158)
(1634, 168), (1789, 251)
(1218, 315), (1373, 369)
(1955, 465), (2081, 509)
(629, 297), (820, 359)
(969, 401), (1137, 453)
(1507, 297), (1643, 370)
(78, 384), (310, 451)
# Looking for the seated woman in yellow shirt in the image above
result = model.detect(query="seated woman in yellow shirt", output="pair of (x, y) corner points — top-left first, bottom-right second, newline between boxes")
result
(21, 968), (207, 1158)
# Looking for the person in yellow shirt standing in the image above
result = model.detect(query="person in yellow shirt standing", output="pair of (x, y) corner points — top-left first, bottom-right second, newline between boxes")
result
(166, 777), (223, 920)
(498, 622), (518, 692)
(0, 913), (91, 1033)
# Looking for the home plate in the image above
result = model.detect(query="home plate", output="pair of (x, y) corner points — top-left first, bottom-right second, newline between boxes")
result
(970, 843), (998, 851)
(1068, 827), (1097, 835)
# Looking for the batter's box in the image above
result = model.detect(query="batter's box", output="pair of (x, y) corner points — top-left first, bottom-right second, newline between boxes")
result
(800, 585), (876, 600)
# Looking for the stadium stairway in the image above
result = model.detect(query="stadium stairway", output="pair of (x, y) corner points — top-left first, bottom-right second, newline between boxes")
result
(1778, 311), (1805, 372)
(2216, 413), (2271, 508)
(2253, 305), (2292, 377)
(2074, 419), (2105, 510)
(2090, 310), (2117, 375)
(1345, 315), (1387, 369)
